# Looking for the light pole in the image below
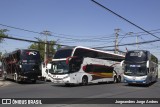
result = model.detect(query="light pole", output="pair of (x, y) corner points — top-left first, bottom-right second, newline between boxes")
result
(136, 35), (140, 50)
(115, 29), (120, 54)
(41, 31), (51, 66)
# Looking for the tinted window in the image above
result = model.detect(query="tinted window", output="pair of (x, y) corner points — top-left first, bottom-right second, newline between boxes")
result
(97, 52), (124, 62)
(69, 57), (83, 73)
(125, 51), (147, 62)
(49, 61), (69, 74)
(22, 64), (40, 72)
(54, 49), (73, 59)
(85, 65), (113, 73)
(124, 64), (147, 76)
(73, 48), (124, 62)
(73, 48), (97, 58)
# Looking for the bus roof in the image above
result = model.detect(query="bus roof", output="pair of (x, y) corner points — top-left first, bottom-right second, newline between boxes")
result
(58, 46), (125, 57)
(2, 49), (39, 58)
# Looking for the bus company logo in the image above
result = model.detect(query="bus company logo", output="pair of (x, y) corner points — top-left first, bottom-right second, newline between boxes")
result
(2, 99), (11, 104)
(26, 51), (37, 55)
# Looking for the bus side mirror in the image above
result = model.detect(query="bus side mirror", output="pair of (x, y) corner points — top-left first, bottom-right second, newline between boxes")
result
(120, 60), (124, 66)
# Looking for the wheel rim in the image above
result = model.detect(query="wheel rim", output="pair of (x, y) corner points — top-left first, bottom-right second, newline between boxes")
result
(82, 77), (88, 85)
(118, 76), (121, 83)
(14, 73), (18, 82)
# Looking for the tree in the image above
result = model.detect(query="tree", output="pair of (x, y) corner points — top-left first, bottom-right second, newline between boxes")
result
(0, 52), (2, 61)
(0, 29), (8, 43)
(0, 29), (8, 61)
(28, 38), (61, 62)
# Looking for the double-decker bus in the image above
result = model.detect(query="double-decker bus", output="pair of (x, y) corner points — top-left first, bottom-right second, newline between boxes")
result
(1, 49), (41, 83)
(123, 50), (158, 85)
(43, 46), (125, 85)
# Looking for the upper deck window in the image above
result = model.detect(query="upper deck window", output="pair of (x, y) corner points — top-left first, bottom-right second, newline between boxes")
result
(125, 51), (147, 62)
(54, 49), (73, 59)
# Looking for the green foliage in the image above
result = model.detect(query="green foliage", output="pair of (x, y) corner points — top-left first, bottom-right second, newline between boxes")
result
(0, 29), (8, 43)
(0, 52), (2, 61)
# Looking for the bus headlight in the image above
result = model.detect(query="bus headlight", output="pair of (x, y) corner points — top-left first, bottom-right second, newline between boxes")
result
(63, 76), (69, 79)
(141, 77), (147, 80)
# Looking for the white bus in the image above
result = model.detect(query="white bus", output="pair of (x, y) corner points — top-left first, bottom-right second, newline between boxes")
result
(43, 46), (125, 85)
(123, 50), (158, 85)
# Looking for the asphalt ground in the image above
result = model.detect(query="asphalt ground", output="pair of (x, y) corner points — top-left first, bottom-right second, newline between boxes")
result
(0, 77), (160, 107)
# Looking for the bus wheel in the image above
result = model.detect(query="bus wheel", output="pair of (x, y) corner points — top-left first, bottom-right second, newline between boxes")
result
(114, 76), (118, 83)
(44, 77), (48, 82)
(117, 76), (121, 83)
(14, 73), (19, 82)
(155, 75), (158, 82)
(65, 83), (71, 87)
(32, 80), (36, 84)
(82, 76), (88, 86)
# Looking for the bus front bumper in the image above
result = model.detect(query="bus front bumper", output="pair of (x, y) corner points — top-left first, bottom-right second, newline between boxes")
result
(123, 75), (148, 84)
(52, 76), (71, 84)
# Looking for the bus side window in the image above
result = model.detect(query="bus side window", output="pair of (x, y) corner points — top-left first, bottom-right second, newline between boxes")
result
(85, 65), (93, 73)
(69, 57), (83, 73)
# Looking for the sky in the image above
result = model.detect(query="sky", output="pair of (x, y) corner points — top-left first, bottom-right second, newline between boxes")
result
(0, 0), (160, 59)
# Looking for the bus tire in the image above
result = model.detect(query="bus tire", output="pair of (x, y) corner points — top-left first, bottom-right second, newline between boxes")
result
(155, 75), (158, 82)
(32, 80), (37, 84)
(114, 76), (118, 83)
(81, 76), (88, 86)
(117, 76), (121, 83)
(44, 77), (47, 82)
(65, 83), (71, 87)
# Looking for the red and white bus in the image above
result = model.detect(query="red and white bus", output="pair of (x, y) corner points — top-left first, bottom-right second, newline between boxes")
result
(43, 46), (125, 85)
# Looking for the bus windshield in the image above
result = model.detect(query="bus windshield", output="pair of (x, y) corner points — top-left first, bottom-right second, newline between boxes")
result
(124, 65), (147, 76)
(125, 51), (147, 62)
(49, 61), (69, 74)
(22, 64), (40, 72)
(54, 49), (73, 59)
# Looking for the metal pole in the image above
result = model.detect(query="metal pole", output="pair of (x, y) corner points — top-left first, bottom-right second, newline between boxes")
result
(115, 29), (120, 54)
(136, 35), (139, 50)
(41, 31), (51, 67)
